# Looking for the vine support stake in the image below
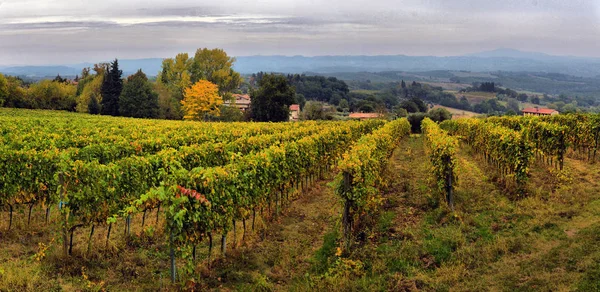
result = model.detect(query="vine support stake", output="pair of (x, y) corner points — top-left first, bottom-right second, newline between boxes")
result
(27, 203), (34, 226)
(87, 224), (95, 256)
(59, 173), (69, 258)
(233, 220), (237, 249)
(156, 204), (161, 225)
(106, 222), (112, 249)
(221, 233), (227, 257)
(208, 232), (213, 264)
(342, 172), (353, 250)
(7, 204), (13, 231)
(446, 165), (454, 211)
(45, 206), (50, 225)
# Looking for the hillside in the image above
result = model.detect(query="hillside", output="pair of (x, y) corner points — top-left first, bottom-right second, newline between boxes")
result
(3, 49), (600, 79)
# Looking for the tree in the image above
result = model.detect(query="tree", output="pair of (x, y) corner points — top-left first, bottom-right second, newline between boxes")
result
(154, 82), (183, 120)
(400, 100), (420, 113)
(507, 98), (520, 113)
(27, 80), (76, 110)
(401, 80), (406, 89)
(190, 48), (242, 95)
(531, 95), (541, 104)
(2, 76), (27, 108)
(100, 59), (123, 116)
(428, 108), (452, 123)
(411, 97), (428, 112)
(517, 93), (529, 102)
(338, 99), (349, 112)
(215, 105), (244, 122)
(250, 74), (296, 122)
(0, 73), (8, 107)
(301, 101), (334, 120)
(118, 70), (159, 118)
(76, 70), (103, 113)
(181, 80), (222, 121)
(53, 74), (67, 83)
(393, 106), (408, 118)
(479, 82), (496, 92)
(88, 95), (100, 114)
(407, 113), (428, 133)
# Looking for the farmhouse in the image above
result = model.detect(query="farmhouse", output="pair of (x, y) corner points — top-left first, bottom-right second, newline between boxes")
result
(224, 94), (251, 112)
(521, 107), (559, 116)
(289, 104), (300, 121)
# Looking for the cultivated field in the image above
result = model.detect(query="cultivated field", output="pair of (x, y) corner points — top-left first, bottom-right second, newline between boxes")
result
(1, 108), (600, 291)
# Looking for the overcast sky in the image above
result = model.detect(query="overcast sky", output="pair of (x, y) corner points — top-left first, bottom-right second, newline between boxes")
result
(0, 0), (599, 65)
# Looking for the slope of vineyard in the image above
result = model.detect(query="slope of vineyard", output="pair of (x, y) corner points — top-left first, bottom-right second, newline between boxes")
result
(2, 109), (600, 291)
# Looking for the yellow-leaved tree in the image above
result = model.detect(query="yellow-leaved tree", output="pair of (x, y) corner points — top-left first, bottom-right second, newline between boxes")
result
(181, 80), (222, 121)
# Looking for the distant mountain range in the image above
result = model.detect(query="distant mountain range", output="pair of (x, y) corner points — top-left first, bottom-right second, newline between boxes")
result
(2, 49), (599, 78)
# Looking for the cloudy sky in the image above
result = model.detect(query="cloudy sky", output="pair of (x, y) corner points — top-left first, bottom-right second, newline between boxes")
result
(0, 0), (599, 65)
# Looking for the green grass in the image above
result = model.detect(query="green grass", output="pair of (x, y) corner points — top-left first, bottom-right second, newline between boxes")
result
(292, 135), (600, 291)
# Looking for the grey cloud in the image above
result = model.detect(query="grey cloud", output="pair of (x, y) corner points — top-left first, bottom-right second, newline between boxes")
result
(0, 0), (599, 65)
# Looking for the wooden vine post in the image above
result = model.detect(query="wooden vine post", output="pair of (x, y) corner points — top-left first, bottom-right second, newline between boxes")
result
(444, 155), (454, 211)
(342, 172), (353, 249)
(58, 173), (69, 258)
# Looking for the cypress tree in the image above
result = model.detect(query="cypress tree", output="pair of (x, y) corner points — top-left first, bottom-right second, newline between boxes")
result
(118, 69), (159, 118)
(88, 95), (100, 114)
(100, 59), (123, 116)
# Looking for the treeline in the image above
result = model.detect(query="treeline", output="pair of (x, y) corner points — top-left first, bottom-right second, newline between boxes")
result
(248, 73), (397, 114)
(0, 74), (76, 110)
(1, 49), (308, 123)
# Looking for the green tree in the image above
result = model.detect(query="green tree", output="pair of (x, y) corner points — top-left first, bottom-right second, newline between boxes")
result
(507, 98), (520, 113)
(101, 59), (123, 116)
(301, 101), (334, 120)
(0, 73), (8, 107)
(407, 112), (428, 133)
(154, 82), (183, 119)
(216, 105), (244, 122)
(27, 80), (76, 110)
(190, 48), (242, 95)
(250, 74), (296, 122)
(428, 108), (452, 123)
(2, 76), (27, 108)
(338, 98), (349, 112)
(76, 69), (103, 113)
(517, 93), (529, 102)
(53, 74), (67, 83)
(118, 70), (159, 118)
(88, 95), (100, 114)
(399, 100), (420, 113)
(393, 106), (408, 118)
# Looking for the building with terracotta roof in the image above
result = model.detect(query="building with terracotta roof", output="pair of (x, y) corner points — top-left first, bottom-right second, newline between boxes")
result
(521, 107), (559, 116)
(289, 104), (300, 121)
(224, 94), (251, 112)
(348, 113), (383, 119)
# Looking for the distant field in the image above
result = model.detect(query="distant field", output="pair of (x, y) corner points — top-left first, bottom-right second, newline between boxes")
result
(450, 91), (497, 104)
(450, 71), (498, 78)
(432, 104), (480, 119)
(421, 81), (470, 91)
(350, 89), (381, 95)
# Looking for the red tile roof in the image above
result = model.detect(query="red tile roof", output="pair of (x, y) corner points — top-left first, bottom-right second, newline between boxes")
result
(521, 108), (558, 115)
(349, 113), (382, 119)
(290, 104), (300, 111)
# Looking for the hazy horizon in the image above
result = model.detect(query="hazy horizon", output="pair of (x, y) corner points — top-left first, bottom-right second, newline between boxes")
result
(1, 0), (599, 65)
